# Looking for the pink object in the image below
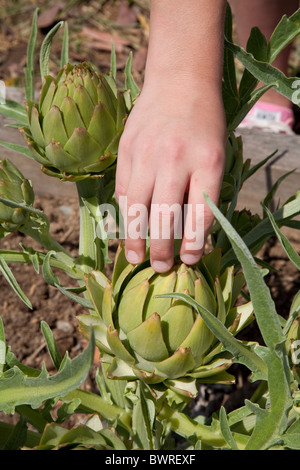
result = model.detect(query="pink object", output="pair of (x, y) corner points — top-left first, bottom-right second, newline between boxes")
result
(239, 101), (295, 134)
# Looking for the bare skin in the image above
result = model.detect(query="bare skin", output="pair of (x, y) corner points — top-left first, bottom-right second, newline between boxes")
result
(115, 0), (227, 273)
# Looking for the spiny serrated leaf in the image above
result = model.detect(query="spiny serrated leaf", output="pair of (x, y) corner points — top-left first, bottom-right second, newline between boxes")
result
(203, 194), (293, 450)
(268, 9), (300, 63)
(245, 346), (293, 450)
(0, 330), (95, 414)
(204, 192), (285, 349)
(225, 38), (300, 105)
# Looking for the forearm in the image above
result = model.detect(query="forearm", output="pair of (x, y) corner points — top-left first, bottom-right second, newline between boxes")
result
(144, 0), (227, 88)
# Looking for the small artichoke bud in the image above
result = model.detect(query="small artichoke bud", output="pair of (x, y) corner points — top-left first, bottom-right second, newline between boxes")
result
(0, 159), (34, 231)
(21, 62), (130, 181)
(286, 296), (300, 383)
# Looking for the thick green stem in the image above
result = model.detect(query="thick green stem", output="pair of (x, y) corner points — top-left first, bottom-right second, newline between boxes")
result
(158, 404), (226, 447)
(76, 179), (102, 273)
(158, 404), (248, 449)
(0, 421), (41, 449)
(0, 250), (84, 280)
(19, 224), (75, 271)
(63, 389), (132, 432)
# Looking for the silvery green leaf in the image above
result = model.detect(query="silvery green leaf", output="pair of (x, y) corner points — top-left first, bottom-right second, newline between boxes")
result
(60, 22), (69, 68)
(25, 8), (39, 102)
(0, 330), (95, 414)
(0, 255), (32, 309)
(219, 406), (239, 450)
(0, 318), (5, 376)
(41, 321), (63, 370)
(40, 21), (64, 81)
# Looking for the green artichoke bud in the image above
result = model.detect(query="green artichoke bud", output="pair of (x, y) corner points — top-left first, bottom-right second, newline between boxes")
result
(78, 244), (254, 395)
(0, 159), (34, 231)
(220, 133), (251, 205)
(21, 62), (129, 181)
(286, 293), (300, 384)
(212, 209), (261, 254)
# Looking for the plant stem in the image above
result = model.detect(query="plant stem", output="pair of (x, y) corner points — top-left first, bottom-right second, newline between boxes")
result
(76, 178), (102, 273)
(19, 224), (74, 270)
(0, 421), (41, 449)
(158, 404), (248, 449)
(63, 389), (132, 432)
(0, 250), (84, 280)
(158, 404), (226, 447)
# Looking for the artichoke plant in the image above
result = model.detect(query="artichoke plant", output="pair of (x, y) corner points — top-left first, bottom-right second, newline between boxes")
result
(21, 62), (129, 181)
(0, 159), (34, 231)
(78, 244), (254, 395)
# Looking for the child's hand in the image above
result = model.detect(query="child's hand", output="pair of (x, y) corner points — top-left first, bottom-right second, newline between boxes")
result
(115, 0), (227, 272)
(115, 80), (226, 272)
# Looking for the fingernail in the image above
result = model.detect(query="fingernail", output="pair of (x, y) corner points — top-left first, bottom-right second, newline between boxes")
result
(152, 260), (171, 273)
(181, 254), (200, 265)
(126, 250), (140, 264)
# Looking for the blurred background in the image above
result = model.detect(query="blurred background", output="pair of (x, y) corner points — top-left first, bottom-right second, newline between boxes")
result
(0, 0), (151, 91)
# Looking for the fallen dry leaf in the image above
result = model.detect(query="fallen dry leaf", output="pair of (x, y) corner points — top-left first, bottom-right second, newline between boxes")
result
(80, 27), (130, 53)
(132, 46), (148, 72)
(37, 4), (64, 29)
(137, 12), (150, 33)
(117, 0), (138, 26)
(85, 40), (123, 53)
(81, 27), (130, 45)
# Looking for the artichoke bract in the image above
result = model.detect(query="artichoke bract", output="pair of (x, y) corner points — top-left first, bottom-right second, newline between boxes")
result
(286, 294), (300, 384)
(21, 62), (129, 181)
(78, 244), (254, 395)
(0, 159), (34, 231)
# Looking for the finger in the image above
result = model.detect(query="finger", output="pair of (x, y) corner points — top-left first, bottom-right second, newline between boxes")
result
(150, 170), (188, 273)
(123, 163), (154, 265)
(180, 166), (223, 265)
(115, 136), (132, 205)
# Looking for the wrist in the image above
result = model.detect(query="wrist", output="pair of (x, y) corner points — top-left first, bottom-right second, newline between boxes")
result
(141, 74), (224, 114)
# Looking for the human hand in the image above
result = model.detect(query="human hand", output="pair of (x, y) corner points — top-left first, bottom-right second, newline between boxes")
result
(115, 80), (226, 273)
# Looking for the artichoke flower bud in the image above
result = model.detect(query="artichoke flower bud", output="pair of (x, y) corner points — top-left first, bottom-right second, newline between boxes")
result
(0, 159), (34, 231)
(286, 297), (300, 384)
(21, 62), (129, 181)
(215, 209), (261, 254)
(78, 244), (254, 396)
(220, 133), (251, 205)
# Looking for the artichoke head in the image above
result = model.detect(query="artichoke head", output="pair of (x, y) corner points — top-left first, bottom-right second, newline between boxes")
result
(78, 244), (254, 396)
(0, 159), (34, 231)
(286, 293), (300, 384)
(21, 62), (130, 181)
(220, 133), (251, 204)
